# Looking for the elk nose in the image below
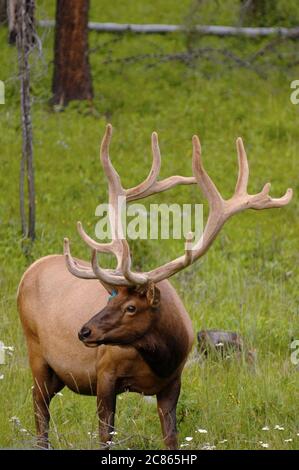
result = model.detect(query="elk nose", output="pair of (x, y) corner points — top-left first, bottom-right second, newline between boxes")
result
(78, 326), (91, 341)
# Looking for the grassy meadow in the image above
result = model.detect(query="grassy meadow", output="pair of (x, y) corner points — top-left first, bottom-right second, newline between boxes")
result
(0, 0), (298, 450)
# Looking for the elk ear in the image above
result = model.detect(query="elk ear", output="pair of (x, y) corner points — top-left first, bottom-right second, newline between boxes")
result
(146, 282), (160, 308)
(99, 281), (117, 295)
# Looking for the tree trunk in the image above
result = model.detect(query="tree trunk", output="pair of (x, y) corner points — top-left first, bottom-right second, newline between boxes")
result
(16, 0), (36, 240)
(7, 0), (35, 45)
(7, 0), (17, 43)
(52, 0), (93, 106)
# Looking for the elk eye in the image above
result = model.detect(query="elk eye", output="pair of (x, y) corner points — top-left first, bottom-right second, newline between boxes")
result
(126, 305), (136, 313)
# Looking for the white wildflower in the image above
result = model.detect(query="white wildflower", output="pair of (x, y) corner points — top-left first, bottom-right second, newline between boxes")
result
(274, 425), (284, 431)
(284, 439), (293, 443)
(185, 436), (193, 442)
(196, 428), (208, 433)
(180, 443), (189, 447)
(262, 426), (270, 431)
(201, 443), (216, 450)
(0, 374), (4, 380)
(109, 431), (118, 436)
(219, 439), (228, 444)
(259, 441), (269, 448)
(20, 428), (28, 434)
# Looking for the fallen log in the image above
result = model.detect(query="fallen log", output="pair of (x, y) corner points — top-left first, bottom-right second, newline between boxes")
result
(38, 20), (299, 38)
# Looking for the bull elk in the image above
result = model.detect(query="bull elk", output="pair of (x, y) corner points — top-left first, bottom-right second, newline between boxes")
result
(17, 124), (292, 449)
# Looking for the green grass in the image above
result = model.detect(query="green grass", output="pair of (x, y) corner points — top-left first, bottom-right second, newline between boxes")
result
(0, 0), (298, 450)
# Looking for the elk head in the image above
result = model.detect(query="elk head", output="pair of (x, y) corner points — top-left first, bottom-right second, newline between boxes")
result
(64, 124), (292, 347)
(78, 283), (160, 347)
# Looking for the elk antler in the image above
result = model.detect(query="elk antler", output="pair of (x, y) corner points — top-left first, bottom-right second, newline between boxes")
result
(144, 136), (292, 282)
(64, 124), (196, 285)
(64, 125), (292, 286)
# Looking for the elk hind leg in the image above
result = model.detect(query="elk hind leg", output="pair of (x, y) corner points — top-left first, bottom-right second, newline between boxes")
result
(30, 354), (64, 449)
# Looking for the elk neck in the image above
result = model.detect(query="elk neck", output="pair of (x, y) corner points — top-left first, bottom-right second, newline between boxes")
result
(133, 304), (190, 379)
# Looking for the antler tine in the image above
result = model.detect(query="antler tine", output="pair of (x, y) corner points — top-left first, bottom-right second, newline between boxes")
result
(264, 186), (293, 207)
(91, 249), (132, 286)
(126, 132), (161, 202)
(77, 221), (117, 254)
(235, 137), (249, 196)
(247, 183), (293, 210)
(228, 137), (293, 213)
(139, 175), (196, 199)
(191, 135), (224, 212)
(100, 124), (123, 193)
(126, 131), (197, 201)
(100, 124), (126, 245)
(235, 137), (292, 207)
(77, 221), (124, 272)
(64, 238), (97, 279)
(120, 239), (149, 285)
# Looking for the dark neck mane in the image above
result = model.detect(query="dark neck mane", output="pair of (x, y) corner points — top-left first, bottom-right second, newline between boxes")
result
(134, 313), (189, 378)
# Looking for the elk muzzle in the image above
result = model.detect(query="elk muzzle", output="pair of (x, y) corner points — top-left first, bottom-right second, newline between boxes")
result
(78, 322), (104, 347)
(78, 326), (91, 341)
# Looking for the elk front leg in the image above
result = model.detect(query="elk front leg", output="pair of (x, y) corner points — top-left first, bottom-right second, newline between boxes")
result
(97, 374), (117, 448)
(157, 378), (181, 450)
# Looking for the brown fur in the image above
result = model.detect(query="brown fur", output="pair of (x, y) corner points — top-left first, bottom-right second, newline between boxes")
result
(17, 255), (194, 449)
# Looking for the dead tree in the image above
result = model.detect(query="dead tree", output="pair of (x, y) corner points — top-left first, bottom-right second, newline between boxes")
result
(7, 0), (17, 43)
(16, 0), (36, 240)
(5, 1), (35, 45)
(52, 0), (93, 106)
